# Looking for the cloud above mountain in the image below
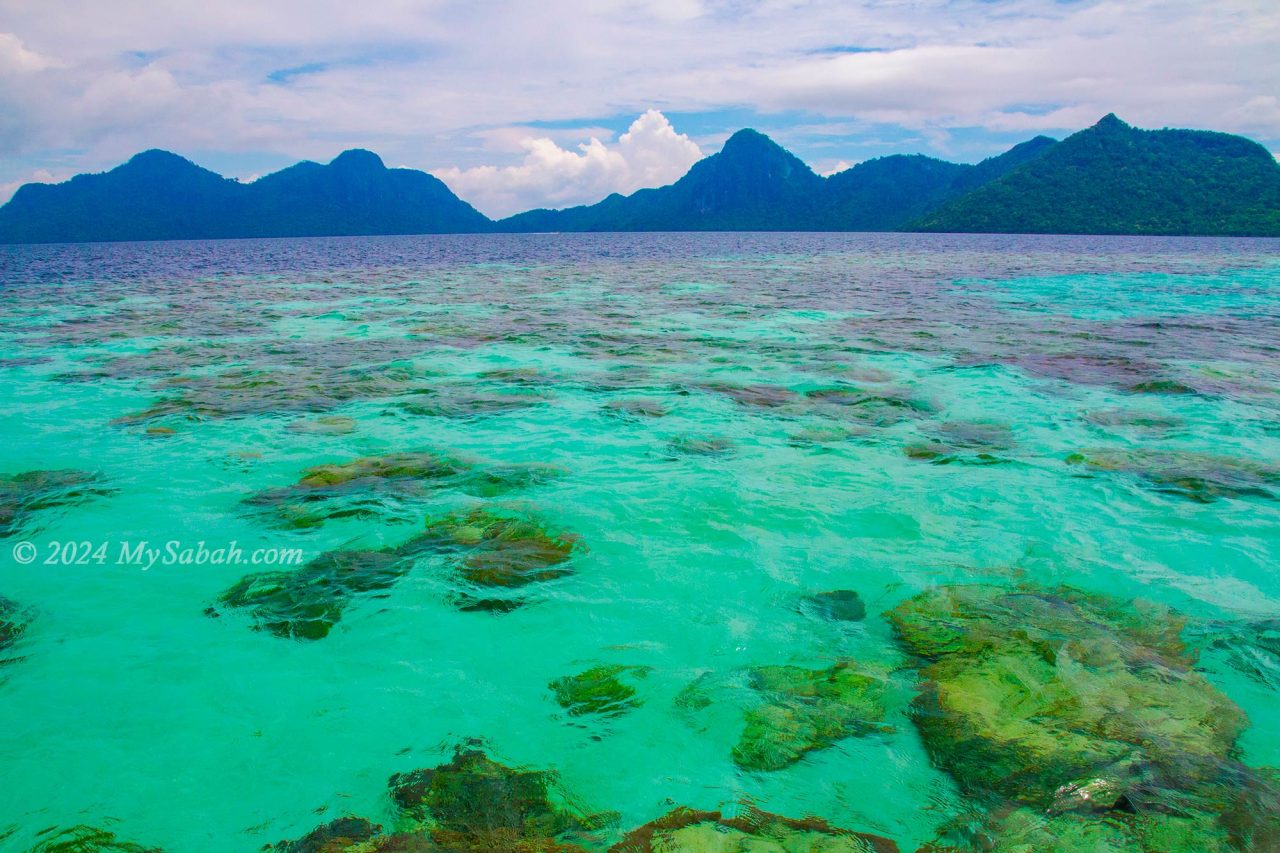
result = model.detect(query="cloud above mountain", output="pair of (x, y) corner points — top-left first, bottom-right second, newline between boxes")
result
(1, 0), (1277, 208)
(434, 111), (702, 218)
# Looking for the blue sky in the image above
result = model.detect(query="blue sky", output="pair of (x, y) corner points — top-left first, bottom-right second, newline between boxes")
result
(1, 0), (1278, 217)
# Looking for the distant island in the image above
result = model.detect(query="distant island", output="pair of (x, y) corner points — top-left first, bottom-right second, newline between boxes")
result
(2, 114), (1278, 244)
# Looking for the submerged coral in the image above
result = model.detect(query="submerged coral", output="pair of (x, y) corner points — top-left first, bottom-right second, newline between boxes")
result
(285, 415), (358, 435)
(732, 661), (890, 772)
(702, 382), (799, 409)
(665, 436), (735, 458)
(214, 541), (429, 640)
(413, 508), (582, 591)
(397, 388), (548, 419)
(608, 806), (899, 853)
(1083, 408), (1184, 433)
(271, 817), (381, 853)
(786, 424), (871, 447)
(800, 589), (867, 623)
(805, 388), (937, 427)
(1126, 378), (1200, 395)
(0, 595), (30, 657)
(952, 806), (1237, 853)
(904, 421), (1015, 466)
(0, 469), (112, 537)
(902, 442), (1009, 466)
(112, 364), (439, 424)
(602, 398), (669, 419)
(27, 825), (162, 852)
(244, 453), (562, 529)
(932, 421), (1015, 450)
(890, 584), (1280, 851)
(550, 665), (649, 718)
(272, 745), (612, 852)
(1065, 448), (1280, 502)
(387, 746), (598, 851)
(218, 508), (582, 629)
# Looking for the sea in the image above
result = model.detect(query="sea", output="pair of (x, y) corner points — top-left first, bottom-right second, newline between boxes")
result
(0, 232), (1278, 851)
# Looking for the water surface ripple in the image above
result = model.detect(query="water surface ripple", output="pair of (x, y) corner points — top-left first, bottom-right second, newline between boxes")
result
(1, 233), (1278, 851)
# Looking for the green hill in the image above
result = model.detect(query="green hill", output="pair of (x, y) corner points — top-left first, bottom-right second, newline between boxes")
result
(913, 115), (1280, 236)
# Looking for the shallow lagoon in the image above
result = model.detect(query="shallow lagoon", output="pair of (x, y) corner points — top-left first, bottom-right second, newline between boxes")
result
(1, 232), (1279, 851)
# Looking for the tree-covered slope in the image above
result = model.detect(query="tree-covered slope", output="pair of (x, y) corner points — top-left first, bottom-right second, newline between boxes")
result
(0, 151), (246, 243)
(241, 149), (489, 237)
(819, 155), (969, 230)
(914, 115), (1280, 236)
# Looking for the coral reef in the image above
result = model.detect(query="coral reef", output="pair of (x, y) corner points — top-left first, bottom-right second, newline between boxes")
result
(800, 590), (866, 622)
(550, 665), (649, 717)
(0, 469), (111, 537)
(890, 583), (1280, 851)
(27, 825), (162, 853)
(1065, 449), (1280, 502)
(732, 662), (890, 771)
(608, 806), (899, 853)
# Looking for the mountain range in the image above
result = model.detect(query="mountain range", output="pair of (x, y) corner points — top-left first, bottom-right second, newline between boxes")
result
(2, 114), (1278, 243)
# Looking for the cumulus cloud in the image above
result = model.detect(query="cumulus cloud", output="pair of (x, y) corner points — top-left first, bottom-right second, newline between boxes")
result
(434, 110), (703, 218)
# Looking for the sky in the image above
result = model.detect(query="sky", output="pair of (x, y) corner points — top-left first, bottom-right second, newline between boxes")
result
(1, 0), (1278, 218)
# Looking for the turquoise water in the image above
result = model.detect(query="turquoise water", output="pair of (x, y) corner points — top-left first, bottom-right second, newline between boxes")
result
(1, 233), (1279, 851)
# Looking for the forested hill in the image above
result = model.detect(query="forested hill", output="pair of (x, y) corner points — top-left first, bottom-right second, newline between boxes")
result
(914, 115), (1280, 236)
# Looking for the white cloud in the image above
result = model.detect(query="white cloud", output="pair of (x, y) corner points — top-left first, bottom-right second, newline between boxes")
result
(0, 31), (58, 73)
(434, 110), (703, 218)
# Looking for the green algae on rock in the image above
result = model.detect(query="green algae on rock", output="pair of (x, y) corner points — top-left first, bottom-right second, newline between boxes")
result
(387, 745), (600, 851)
(805, 388), (937, 427)
(800, 589), (866, 623)
(903, 442), (1010, 466)
(933, 421), (1015, 450)
(1082, 408), (1184, 433)
(284, 415), (359, 435)
(0, 595), (30, 658)
(244, 453), (562, 528)
(397, 388), (549, 419)
(930, 806), (1237, 853)
(889, 584), (1280, 850)
(664, 435), (735, 458)
(608, 806), (900, 853)
(213, 544), (420, 640)
(732, 662), (891, 772)
(27, 824), (162, 852)
(271, 816), (382, 853)
(0, 469), (112, 537)
(904, 421), (1015, 466)
(602, 398), (669, 419)
(294, 453), (466, 489)
(702, 382), (799, 409)
(1065, 448), (1280, 502)
(111, 364), (440, 425)
(1125, 378), (1201, 395)
(550, 665), (650, 717)
(408, 508), (583, 608)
